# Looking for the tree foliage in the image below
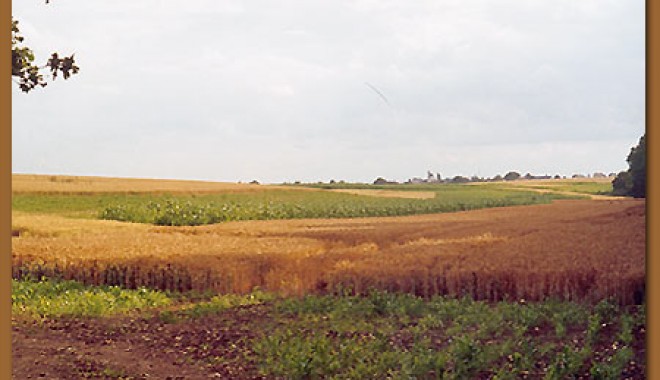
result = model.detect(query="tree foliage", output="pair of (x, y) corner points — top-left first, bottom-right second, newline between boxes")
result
(503, 171), (521, 181)
(612, 134), (646, 198)
(11, 16), (79, 93)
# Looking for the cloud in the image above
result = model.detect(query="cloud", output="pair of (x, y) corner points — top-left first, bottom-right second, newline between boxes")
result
(12, 0), (644, 182)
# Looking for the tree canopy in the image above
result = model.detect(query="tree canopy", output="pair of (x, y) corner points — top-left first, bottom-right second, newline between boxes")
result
(503, 171), (521, 181)
(11, 12), (79, 93)
(612, 134), (646, 198)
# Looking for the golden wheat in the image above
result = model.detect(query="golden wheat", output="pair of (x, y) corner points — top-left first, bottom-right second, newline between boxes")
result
(11, 174), (297, 194)
(12, 198), (645, 304)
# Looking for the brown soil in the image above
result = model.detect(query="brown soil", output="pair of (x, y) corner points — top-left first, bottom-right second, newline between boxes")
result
(12, 305), (273, 379)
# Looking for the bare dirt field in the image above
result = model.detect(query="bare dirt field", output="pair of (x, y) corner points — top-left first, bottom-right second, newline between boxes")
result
(12, 305), (273, 379)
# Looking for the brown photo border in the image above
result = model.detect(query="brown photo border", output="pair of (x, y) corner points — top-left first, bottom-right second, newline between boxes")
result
(0, 2), (656, 380)
(647, 1), (658, 379)
(2, 0), (12, 378)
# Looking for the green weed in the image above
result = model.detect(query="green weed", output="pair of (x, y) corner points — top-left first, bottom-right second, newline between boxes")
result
(11, 278), (171, 318)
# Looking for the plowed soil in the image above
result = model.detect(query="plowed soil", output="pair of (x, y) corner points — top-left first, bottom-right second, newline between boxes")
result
(12, 305), (273, 379)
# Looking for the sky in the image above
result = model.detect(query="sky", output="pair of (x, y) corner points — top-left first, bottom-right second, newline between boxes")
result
(12, 0), (645, 184)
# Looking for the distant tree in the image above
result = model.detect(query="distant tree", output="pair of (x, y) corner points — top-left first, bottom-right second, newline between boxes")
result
(554, 174), (561, 179)
(612, 134), (646, 198)
(612, 171), (632, 196)
(451, 175), (470, 183)
(329, 179), (336, 184)
(492, 174), (503, 182)
(627, 134), (646, 198)
(250, 180), (260, 185)
(373, 177), (387, 185)
(524, 173), (534, 180)
(503, 171), (521, 181)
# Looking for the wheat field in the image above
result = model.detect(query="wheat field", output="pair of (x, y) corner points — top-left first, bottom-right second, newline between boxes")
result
(12, 175), (645, 304)
(11, 174), (295, 194)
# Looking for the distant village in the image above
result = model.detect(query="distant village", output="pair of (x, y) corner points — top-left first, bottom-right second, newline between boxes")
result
(373, 170), (617, 185)
(278, 171), (617, 187)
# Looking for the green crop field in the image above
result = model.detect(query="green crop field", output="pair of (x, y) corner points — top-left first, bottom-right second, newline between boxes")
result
(521, 181), (613, 195)
(473, 180), (613, 195)
(13, 186), (577, 226)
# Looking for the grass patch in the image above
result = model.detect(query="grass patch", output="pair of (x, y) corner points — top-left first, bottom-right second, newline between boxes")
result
(478, 180), (613, 196)
(158, 290), (275, 323)
(11, 278), (172, 318)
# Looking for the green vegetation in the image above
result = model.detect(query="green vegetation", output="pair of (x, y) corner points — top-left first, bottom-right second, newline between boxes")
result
(613, 134), (646, 198)
(508, 181), (612, 195)
(98, 188), (572, 226)
(12, 193), (138, 218)
(11, 279), (644, 378)
(11, 186), (574, 226)
(254, 293), (643, 379)
(11, 278), (172, 318)
(11, 278), (275, 321)
(158, 291), (274, 323)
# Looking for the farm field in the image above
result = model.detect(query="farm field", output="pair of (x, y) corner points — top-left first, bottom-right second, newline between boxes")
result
(472, 179), (618, 200)
(11, 174), (645, 379)
(12, 280), (645, 379)
(11, 173), (281, 194)
(13, 175), (576, 225)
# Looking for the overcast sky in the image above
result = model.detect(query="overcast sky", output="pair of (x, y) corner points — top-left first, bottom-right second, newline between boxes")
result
(12, 0), (645, 183)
